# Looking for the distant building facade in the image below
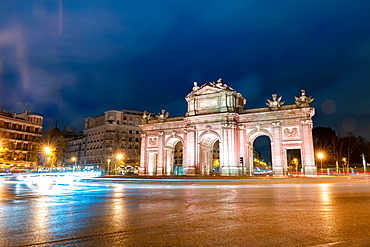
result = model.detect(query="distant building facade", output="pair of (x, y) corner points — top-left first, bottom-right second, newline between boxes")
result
(0, 109), (43, 169)
(66, 109), (145, 173)
(139, 79), (316, 176)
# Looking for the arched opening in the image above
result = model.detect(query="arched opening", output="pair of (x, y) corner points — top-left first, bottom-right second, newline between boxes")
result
(173, 142), (183, 175)
(212, 140), (220, 175)
(199, 133), (221, 175)
(253, 136), (272, 175)
(165, 137), (184, 175)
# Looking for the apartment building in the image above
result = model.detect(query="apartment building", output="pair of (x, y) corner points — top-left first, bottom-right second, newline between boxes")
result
(0, 109), (43, 169)
(66, 109), (145, 173)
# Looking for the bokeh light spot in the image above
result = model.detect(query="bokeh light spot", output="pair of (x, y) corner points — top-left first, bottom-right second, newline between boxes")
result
(321, 99), (336, 114)
(342, 117), (357, 132)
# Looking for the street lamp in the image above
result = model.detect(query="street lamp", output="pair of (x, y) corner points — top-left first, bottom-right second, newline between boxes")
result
(317, 153), (324, 175)
(116, 154), (123, 175)
(71, 157), (77, 172)
(43, 146), (53, 169)
(107, 159), (111, 175)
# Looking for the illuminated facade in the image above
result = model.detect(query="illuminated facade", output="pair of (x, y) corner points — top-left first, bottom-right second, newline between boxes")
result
(66, 109), (145, 173)
(0, 109), (43, 168)
(140, 79), (316, 176)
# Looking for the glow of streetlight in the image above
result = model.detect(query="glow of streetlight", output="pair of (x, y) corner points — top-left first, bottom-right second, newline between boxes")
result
(116, 154), (123, 160)
(107, 159), (111, 175)
(317, 153), (324, 175)
(317, 153), (324, 159)
(44, 146), (52, 155)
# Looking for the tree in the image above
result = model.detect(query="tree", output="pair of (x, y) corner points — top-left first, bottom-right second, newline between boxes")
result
(41, 127), (70, 168)
(313, 127), (368, 169)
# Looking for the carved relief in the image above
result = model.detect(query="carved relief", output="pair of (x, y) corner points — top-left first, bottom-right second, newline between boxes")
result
(272, 121), (280, 128)
(283, 127), (299, 138)
(172, 130), (177, 137)
(255, 123), (261, 132)
(222, 123), (237, 129)
(301, 119), (313, 128)
(148, 137), (158, 146)
(183, 126), (196, 133)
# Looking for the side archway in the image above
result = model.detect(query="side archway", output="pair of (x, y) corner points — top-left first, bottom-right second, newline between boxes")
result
(165, 136), (184, 175)
(246, 130), (273, 175)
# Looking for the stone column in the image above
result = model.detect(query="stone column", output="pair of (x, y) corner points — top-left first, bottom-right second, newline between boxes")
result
(139, 133), (147, 175)
(184, 127), (197, 175)
(300, 118), (317, 176)
(165, 148), (173, 175)
(221, 123), (237, 175)
(220, 124), (227, 175)
(271, 121), (285, 176)
(246, 141), (254, 176)
(157, 131), (165, 175)
(238, 124), (246, 174)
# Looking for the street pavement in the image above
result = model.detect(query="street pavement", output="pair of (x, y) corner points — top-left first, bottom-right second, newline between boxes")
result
(1, 175), (370, 247)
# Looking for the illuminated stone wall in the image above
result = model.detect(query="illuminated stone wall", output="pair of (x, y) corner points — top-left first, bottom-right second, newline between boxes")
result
(140, 80), (316, 176)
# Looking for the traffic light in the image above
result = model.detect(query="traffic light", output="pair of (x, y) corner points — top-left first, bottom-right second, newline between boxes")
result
(239, 157), (243, 164)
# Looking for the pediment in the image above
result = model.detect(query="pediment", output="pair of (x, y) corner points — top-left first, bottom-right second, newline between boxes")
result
(186, 83), (234, 99)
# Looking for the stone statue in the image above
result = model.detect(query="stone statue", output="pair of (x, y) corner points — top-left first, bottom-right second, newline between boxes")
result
(157, 109), (169, 121)
(295, 90), (314, 108)
(142, 111), (151, 123)
(266, 94), (284, 109)
(192, 81), (199, 91)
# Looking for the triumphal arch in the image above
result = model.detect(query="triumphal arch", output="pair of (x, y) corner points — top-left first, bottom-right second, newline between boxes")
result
(139, 79), (316, 176)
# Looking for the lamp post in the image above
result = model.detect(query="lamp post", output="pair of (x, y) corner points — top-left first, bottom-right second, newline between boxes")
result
(107, 159), (111, 175)
(71, 157), (77, 172)
(361, 153), (366, 173)
(44, 146), (53, 170)
(317, 153), (324, 176)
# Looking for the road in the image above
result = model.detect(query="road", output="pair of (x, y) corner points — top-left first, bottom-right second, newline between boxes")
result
(1, 176), (370, 247)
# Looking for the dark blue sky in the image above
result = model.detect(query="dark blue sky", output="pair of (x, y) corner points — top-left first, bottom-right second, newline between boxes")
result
(1, 0), (370, 139)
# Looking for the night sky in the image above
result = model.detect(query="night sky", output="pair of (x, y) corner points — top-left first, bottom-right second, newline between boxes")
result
(1, 1), (370, 140)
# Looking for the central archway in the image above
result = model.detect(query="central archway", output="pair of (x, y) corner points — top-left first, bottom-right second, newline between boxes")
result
(199, 132), (221, 175)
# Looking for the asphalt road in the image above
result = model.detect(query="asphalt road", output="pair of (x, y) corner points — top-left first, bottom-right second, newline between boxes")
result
(1, 176), (370, 247)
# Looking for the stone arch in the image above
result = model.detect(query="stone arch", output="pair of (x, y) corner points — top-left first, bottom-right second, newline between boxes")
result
(198, 130), (222, 146)
(246, 129), (273, 175)
(247, 129), (273, 143)
(198, 132), (221, 175)
(164, 135), (185, 175)
(165, 135), (184, 149)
